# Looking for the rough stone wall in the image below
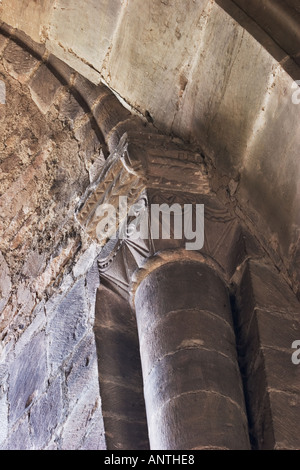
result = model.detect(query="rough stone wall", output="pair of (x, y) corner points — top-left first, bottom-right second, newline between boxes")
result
(0, 262), (105, 450)
(0, 29), (113, 450)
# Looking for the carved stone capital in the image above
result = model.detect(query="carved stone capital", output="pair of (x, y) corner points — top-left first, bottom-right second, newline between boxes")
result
(75, 131), (211, 246)
(75, 130), (253, 301)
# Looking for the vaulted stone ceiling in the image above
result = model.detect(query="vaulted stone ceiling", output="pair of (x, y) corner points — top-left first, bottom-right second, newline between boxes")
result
(1, 0), (299, 297)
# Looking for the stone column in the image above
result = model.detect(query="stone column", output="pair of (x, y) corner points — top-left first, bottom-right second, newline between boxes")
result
(76, 132), (253, 449)
(133, 258), (250, 450)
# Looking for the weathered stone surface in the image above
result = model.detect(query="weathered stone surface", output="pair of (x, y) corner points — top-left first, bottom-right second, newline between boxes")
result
(47, 279), (89, 372)
(135, 260), (249, 450)
(61, 386), (102, 450)
(240, 308), (300, 358)
(72, 242), (99, 279)
(0, 1), (55, 43)
(12, 29), (46, 59)
(0, 394), (8, 447)
(144, 348), (245, 413)
(0, 39), (109, 450)
(269, 391), (300, 450)
(147, 391), (250, 450)
(75, 116), (106, 181)
(0, 32), (8, 54)
(29, 376), (63, 449)
(237, 260), (300, 330)
(0, 251), (11, 311)
(94, 93), (131, 139)
(8, 331), (47, 424)
(4, 416), (32, 450)
(101, 382), (148, 423)
(135, 261), (232, 328)
(0, 11), (299, 451)
(21, 250), (46, 280)
(47, 53), (74, 85)
(73, 74), (105, 110)
(139, 308), (236, 377)
(84, 257), (101, 311)
(94, 285), (149, 450)
(106, 116), (146, 152)
(262, 347), (300, 394)
(103, 418), (150, 451)
(3, 40), (39, 82)
(65, 334), (98, 406)
(95, 321), (142, 386)
(227, 0), (300, 66)
(235, 259), (300, 449)
(58, 90), (85, 127)
(14, 302), (46, 357)
(79, 406), (106, 450)
(29, 63), (63, 114)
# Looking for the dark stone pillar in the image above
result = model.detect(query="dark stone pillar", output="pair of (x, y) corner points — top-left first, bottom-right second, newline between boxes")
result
(134, 260), (250, 450)
(235, 260), (300, 450)
(94, 285), (149, 450)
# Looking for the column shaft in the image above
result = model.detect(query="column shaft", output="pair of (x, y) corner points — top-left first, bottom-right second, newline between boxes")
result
(134, 260), (250, 450)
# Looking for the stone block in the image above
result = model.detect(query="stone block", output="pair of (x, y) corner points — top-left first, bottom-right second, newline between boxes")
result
(101, 380), (147, 423)
(0, 33), (8, 54)
(147, 390), (250, 450)
(236, 260), (300, 331)
(47, 279), (89, 372)
(95, 285), (137, 334)
(61, 384), (101, 450)
(94, 93), (131, 137)
(269, 390), (300, 449)
(14, 301), (46, 357)
(29, 376), (63, 449)
(79, 406), (106, 450)
(0, 394), (8, 447)
(72, 242), (99, 279)
(73, 74), (104, 109)
(3, 40), (39, 82)
(8, 331), (47, 424)
(239, 308), (300, 358)
(144, 348), (245, 414)
(135, 261), (232, 329)
(0, 251), (11, 311)
(12, 29), (46, 59)
(262, 347), (300, 395)
(47, 53), (74, 85)
(65, 334), (99, 406)
(247, 389), (275, 450)
(95, 326), (142, 387)
(58, 90), (85, 127)
(139, 308), (237, 377)
(103, 417), (150, 451)
(85, 258), (101, 312)
(29, 64), (63, 114)
(6, 416), (32, 450)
